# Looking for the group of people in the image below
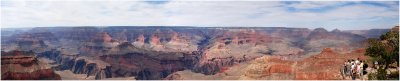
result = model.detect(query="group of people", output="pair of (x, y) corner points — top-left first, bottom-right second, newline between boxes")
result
(342, 58), (368, 80)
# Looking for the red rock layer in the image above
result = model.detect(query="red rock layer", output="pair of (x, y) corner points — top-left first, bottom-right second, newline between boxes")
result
(1, 51), (61, 80)
(250, 48), (367, 80)
(217, 30), (277, 46)
(2, 69), (61, 80)
(150, 35), (161, 45)
(101, 32), (112, 42)
(93, 32), (112, 42)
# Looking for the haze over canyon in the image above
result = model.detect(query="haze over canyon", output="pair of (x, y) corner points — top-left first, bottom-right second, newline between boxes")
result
(1, 26), (396, 80)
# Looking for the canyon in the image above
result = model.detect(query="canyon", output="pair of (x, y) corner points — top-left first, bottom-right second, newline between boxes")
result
(1, 26), (392, 80)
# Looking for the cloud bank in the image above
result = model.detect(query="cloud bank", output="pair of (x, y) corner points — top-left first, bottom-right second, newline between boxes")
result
(1, 0), (399, 30)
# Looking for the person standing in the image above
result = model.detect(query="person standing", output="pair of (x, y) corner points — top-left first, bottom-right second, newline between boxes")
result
(342, 62), (347, 79)
(355, 58), (360, 65)
(359, 61), (364, 80)
(346, 60), (352, 77)
(351, 63), (356, 80)
(374, 61), (379, 69)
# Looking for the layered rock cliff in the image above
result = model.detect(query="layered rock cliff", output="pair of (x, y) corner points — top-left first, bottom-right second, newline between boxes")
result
(1, 50), (61, 80)
(38, 50), (112, 80)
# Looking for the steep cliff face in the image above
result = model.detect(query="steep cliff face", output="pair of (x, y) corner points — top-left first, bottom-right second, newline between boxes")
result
(38, 50), (112, 80)
(70, 57), (112, 79)
(1, 51), (61, 80)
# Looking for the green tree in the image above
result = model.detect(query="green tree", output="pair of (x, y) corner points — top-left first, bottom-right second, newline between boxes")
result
(365, 27), (399, 80)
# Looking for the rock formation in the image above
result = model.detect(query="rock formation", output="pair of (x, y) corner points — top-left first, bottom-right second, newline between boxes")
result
(135, 34), (145, 44)
(95, 32), (112, 43)
(150, 35), (161, 45)
(38, 50), (112, 80)
(1, 50), (61, 80)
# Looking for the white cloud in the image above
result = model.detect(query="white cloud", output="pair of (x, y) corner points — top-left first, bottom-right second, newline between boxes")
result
(286, 1), (348, 9)
(1, 0), (398, 30)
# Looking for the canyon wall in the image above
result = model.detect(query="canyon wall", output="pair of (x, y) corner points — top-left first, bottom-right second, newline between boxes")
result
(1, 26), (389, 80)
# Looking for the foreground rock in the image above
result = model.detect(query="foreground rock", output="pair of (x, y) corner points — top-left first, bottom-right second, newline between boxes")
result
(1, 50), (61, 80)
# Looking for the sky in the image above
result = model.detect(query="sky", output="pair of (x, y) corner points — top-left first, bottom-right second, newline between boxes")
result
(1, 0), (399, 30)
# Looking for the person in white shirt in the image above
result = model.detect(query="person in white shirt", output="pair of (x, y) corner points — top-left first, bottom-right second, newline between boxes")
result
(358, 61), (364, 80)
(351, 63), (356, 80)
(355, 58), (360, 65)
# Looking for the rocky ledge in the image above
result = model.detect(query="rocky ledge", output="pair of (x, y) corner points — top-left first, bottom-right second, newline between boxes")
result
(1, 50), (61, 80)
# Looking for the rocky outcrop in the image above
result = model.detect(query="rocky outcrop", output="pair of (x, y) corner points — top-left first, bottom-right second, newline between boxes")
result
(70, 58), (112, 79)
(170, 32), (180, 42)
(38, 50), (112, 80)
(2, 69), (61, 80)
(193, 56), (235, 75)
(150, 35), (161, 45)
(94, 32), (113, 43)
(112, 29), (128, 42)
(135, 34), (145, 44)
(1, 50), (61, 80)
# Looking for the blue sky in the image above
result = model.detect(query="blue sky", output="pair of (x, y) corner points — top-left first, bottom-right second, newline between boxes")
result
(1, 0), (399, 30)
